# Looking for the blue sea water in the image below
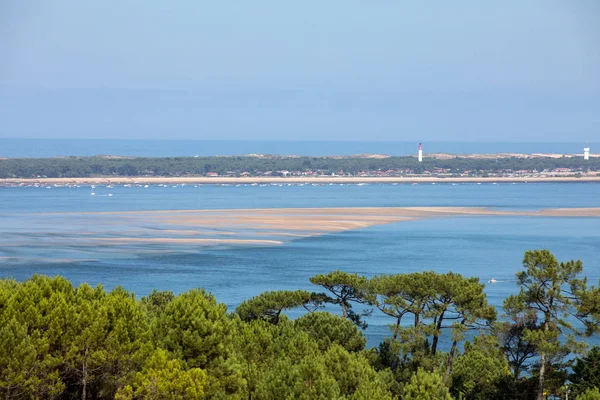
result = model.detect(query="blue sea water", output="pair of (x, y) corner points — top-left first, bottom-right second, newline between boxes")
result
(1, 182), (599, 346)
(0, 138), (597, 158)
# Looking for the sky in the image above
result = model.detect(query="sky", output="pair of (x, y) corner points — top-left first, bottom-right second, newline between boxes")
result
(1, 0), (599, 142)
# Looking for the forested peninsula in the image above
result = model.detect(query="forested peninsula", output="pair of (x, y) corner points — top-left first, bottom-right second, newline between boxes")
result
(1, 154), (599, 179)
(2, 250), (600, 399)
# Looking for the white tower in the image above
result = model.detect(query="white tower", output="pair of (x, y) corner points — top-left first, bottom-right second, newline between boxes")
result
(584, 145), (590, 160)
(418, 143), (423, 162)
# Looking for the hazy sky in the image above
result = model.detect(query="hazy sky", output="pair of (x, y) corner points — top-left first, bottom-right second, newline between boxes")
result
(1, 0), (599, 141)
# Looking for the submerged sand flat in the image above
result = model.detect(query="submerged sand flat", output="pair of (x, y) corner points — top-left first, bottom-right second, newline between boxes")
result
(24, 206), (600, 240)
(142, 207), (600, 236)
(2, 207), (599, 264)
(95, 238), (283, 245)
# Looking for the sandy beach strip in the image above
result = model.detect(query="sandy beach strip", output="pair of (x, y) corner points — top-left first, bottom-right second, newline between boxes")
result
(534, 208), (600, 217)
(95, 237), (284, 245)
(2, 175), (600, 186)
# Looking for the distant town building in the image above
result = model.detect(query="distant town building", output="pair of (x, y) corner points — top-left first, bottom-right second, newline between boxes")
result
(584, 145), (590, 160)
(418, 143), (423, 162)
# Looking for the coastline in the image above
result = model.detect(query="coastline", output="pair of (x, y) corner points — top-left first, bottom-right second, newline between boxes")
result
(1, 175), (600, 185)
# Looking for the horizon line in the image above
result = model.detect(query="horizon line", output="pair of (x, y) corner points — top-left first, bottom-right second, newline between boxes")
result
(0, 138), (597, 144)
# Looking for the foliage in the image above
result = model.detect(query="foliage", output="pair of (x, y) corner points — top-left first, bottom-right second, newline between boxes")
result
(496, 312), (538, 380)
(310, 270), (371, 328)
(0, 251), (597, 399)
(232, 319), (320, 399)
(403, 368), (454, 400)
(576, 387), (600, 400)
(254, 344), (393, 400)
(450, 335), (510, 400)
(575, 387), (600, 400)
(154, 288), (243, 397)
(155, 289), (232, 369)
(235, 290), (319, 324)
(503, 250), (599, 399)
(578, 283), (600, 334)
(0, 276), (151, 399)
(1, 155), (598, 178)
(369, 272), (430, 340)
(294, 311), (366, 352)
(115, 349), (207, 400)
(570, 347), (600, 397)
(141, 289), (174, 317)
(368, 271), (496, 381)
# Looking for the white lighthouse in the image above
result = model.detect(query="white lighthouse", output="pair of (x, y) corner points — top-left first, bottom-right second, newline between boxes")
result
(584, 145), (590, 160)
(418, 143), (423, 162)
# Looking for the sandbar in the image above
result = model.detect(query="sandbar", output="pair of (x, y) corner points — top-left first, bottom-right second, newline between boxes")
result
(95, 238), (283, 245)
(3, 207), (599, 256)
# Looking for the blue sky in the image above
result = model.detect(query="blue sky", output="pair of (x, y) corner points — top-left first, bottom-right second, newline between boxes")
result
(1, 0), (598, 141)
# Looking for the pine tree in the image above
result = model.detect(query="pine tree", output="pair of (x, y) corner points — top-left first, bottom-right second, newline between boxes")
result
(504, 250), (598, 400)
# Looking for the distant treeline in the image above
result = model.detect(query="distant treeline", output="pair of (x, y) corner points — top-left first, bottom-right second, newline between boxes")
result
(1, 250), (599, 399)
(0, 155), (599, 178)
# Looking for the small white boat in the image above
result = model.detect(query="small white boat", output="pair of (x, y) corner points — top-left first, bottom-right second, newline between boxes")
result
(488, 278), (498, 284)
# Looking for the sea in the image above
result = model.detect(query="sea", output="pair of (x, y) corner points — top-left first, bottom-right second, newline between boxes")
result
(1, 178), (599, 347)
(0, 138), (597, 158)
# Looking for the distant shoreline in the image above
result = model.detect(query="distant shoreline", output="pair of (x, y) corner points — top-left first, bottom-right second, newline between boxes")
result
(3, 154), (598, 182)
(1, 152), (599, 161)
(2, 175), (600, 186)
